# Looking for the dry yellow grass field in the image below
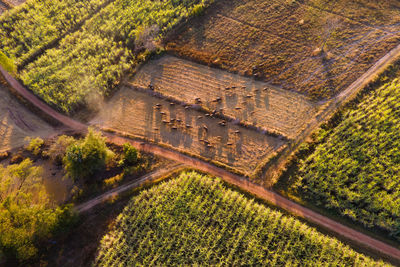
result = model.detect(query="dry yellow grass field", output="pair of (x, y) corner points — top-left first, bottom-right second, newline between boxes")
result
(167, 0), (400, 99)
(91, 87), (286, 176)
(131, 55), (319, 139)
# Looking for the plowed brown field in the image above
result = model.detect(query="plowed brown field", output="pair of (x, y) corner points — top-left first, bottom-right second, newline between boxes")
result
(167, 0), (400, 99)
(131, 55), (318, 139)
(91, 87), (286, 177)
(0, 82), (55, 152)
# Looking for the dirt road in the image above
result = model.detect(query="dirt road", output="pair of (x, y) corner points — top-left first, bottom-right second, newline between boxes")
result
(75, 163), (184, 213)
(262, 41), (400, 182)
(0, 66), (86, 131)
(2, 57), (400, 262)
(0, 76), (55, 152)
(103, 132), (400, 263)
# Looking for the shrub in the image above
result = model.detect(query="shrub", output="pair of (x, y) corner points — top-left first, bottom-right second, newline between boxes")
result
(45, 135), (76, 165)
(24, 137), (44, 156)
(118, 143), (139, 167)
(63, 129), (114, 180)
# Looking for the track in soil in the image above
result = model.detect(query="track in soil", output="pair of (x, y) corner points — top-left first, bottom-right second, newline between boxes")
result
(0, 76), (55, 152)
(1, 65), (400, 263)
(75, 163), (184, 213)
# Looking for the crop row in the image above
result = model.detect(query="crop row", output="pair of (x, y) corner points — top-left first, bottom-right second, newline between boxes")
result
(295, 79), (400, 240)
(94, 172), (385, 266)
(18, 0), (209, 113)
(0, 0), (111, 67)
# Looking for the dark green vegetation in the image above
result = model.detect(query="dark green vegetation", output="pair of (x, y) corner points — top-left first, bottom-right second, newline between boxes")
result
(0, 0), (110, 67)
(0, 159), (74, 262)
(0, 130), (154, 264)
(95, 172), (386, 266)
(293, 78), (400, 240)
(62, 130), (148, 185)
(1, 0), (212, 113)
(63, 129), (114, 180)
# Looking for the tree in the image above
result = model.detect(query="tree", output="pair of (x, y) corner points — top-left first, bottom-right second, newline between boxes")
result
(0, 159), (75, 262)
(63, 129), (114, 180)
(118, 143), (139, 167)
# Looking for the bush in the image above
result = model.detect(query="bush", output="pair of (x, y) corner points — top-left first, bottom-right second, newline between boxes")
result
(63, 129), (114, 180)
(24, 137), (44, 156)
(118, 143), (139, 167)
(45, 135), (76, 165)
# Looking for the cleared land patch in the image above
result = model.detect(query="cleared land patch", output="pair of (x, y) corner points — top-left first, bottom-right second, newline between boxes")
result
(0, 81), (54, 153)
(94, 172), (387, 266)
(90, 87), (285, 177)
(167, 0), (400, 98)
(131, 55), (318, 139)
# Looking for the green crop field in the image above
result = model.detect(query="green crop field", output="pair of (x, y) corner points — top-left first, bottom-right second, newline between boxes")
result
(0, 0), (110, 67)
(94, 172), (386, 266)
(293, 78), (400, 240)
(2, 0), (210, 113)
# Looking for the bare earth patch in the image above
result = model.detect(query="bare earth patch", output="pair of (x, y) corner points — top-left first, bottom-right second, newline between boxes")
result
(131, 55), (319, 139)
(91, 87), (286, 177)
(0, 82), (55, 152)
(166, 0), (400, 98)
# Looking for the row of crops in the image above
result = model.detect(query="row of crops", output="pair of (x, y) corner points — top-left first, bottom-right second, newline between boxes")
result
(0, 0), (111, 66)
(0, 0), (210, 113)
(294, 79), (400, 240)
(94, 172), (385, 266)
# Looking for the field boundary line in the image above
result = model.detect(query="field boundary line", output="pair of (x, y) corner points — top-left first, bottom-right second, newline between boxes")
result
(1, 60), (400, 262)
(75, 163), (184, 213)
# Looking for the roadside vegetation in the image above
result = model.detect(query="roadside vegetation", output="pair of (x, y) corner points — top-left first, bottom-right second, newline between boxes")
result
(0, 159), (75, 263)
(281, 75), (400, 241)
(0, 129), (160, 264)
(94, 171), (386, 266)
(18, 0), (211, 113)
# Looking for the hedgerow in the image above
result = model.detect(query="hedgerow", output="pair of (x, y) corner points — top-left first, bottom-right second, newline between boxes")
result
(94, 172), (385, 266)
